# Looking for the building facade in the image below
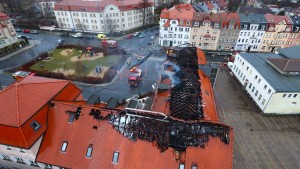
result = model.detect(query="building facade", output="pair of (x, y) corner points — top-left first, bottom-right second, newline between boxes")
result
(159, 4), (194, 47)
(190, 13), (221, 50)
(235, 13), (267, 52)
(285, 15), (300, 48)
(53, 0), (154, 33)
(231, 46), (300, 114)
(259, 14), (293, 52)
(38, 0), (60, 16)
(0, 13), (18, 50)
(218, 12), (240, 51)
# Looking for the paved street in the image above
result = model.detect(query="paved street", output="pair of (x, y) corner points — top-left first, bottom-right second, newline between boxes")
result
(214, 66), (300, 169)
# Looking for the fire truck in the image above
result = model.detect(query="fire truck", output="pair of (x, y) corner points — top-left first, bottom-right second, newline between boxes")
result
(128, 52), (152, 87)
(101, 40), (117, 48)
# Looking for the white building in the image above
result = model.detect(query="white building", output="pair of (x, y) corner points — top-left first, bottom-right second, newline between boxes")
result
(235, 13), (267, 52)
(0, 13), (18, 50)
(231, 45), (300, 114)
(53, 0), (154, 33)
(159, 4), (194, 47)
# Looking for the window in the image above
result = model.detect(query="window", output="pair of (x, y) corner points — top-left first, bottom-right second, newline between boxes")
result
(283, 94), (287, 98)
(268, 89), (271, 94)
(191, 164), (198, 169)
(4, 145), (11, 150)
(2, 154), (11, 161)
(262, 99), (266, 105)
(69, 114), (75, 122)
(179, 163), (185, 169)
(258, 94), (262, 101)
(252, 87), (255, 93)
(112, 151), (119, 163)
(61, 141), (68, 152)
(258, 79), (261, 83)
(45, 164), (53, 168)
(29, 160), (39, 167)
(86, 145), (93, 157)
(288, 94), (292, 98)
(255, 90), (258, 96)
(292, 102), (297, 105)
(30, 121), (41, 131)
(249, 83), (252, 89)
(19, 148), (25, 153)
(15, 157), (25, 164)
(264, 85), (267, 89)
(293, 94), (298, 98)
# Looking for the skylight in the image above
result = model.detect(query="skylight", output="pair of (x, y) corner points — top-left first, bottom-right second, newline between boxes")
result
(30, 121), (41, 131)
(191, 164), (198, 169)
(112, 151), (119, 163)
(86, 145), (93, 157)
(179, 163), (185, 169)
(61, 141), (68, 152)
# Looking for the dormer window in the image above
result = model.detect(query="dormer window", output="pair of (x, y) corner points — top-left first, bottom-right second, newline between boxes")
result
(186, 21), (190, 25)
(80, 8), (87, 11)
(261, 25), (265, 30)
(30, 121), (41, 131)
(180, 20), (183, 25)
(214, 23), (219, 28)
(286, 27), (290, 31)
(243, 25), (247, 29)
(194, 21), (199, 26)
(171, 20), (176, 24)
(179, 163), (185, 169)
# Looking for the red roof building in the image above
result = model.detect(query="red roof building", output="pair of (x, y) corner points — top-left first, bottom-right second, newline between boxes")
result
(0, 48), (233, 169)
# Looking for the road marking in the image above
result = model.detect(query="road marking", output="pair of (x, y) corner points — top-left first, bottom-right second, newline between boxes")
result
(269, 116), (280, 130)
(259, 115), (270, 129)
(279, 116), (288, 128)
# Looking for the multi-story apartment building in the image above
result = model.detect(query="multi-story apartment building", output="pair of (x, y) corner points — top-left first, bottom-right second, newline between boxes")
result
(0, 13), (18, 51)
(192, 0), (227, 13)
(53, 0), (154, 33)
(235, 13), (267, 52)
(38, 0), (61, 16)
(285, 15), (300, 48)
(259, 14), (293, 52)
(218, 12), (240, 51)
(231, 45), (300, 114)
(190, 13), (221, 50)
(159, 4), (194, 47)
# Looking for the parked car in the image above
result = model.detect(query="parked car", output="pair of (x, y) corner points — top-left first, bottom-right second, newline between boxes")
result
(20, 35), (31, 40)
(12, 71), (31, 79)
(60, 33), (69, 37)
(133, 32), (140, 37)
(23, 29), (30, 33)
(57, 39), (64, 44)
(139, 33), (146, 38)
(86, 35), (94, 39)
(151, 36), (154, 40)
(72, 32), (83, 38)
(30, 30), (38, 34)
(126, 34), (133, 39)
(148, 41), (154, 45)
(15, 28), (22, 32)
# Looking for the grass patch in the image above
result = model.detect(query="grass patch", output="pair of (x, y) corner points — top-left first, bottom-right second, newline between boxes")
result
(30, 48), (120, 76)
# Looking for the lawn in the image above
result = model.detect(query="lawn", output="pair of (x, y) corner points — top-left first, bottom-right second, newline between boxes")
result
(30, 48), (120, 76)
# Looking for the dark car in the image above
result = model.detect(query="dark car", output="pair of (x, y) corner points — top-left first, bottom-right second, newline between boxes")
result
(15, 28), (22, 32)
(155, 33), (159, 36)
(86, 35), (94, 39)
(20, 35), (31, 40)
(60, 33), (69, 37)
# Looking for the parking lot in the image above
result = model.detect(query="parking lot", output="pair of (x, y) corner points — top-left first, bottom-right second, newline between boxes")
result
(214, 66), (300, 169)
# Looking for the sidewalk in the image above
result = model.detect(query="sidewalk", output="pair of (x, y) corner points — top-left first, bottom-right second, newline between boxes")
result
(0, 42), (36, 61)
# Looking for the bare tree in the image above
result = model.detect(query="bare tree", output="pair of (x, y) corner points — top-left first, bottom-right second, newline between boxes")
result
(104, 17), (117, 35)
(136, 0), (153, 26)
(0, 0), (15, 13)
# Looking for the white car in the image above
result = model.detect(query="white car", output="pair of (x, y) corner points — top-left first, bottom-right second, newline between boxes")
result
(72, 33), (83, 38)
(57, 39), (64, 44)
(133, 32), (140, 37)
(151, 36), (154, 40)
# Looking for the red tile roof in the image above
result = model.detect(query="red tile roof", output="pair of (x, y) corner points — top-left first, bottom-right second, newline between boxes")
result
(160, 3), (194, 20)
(36, 101), (233, 169)
(220, 12), (240, 29)
(0, 76), (80, 148)
(0, 13), (10, 20)
(193, 12), (221, 22)
(54, 0), (154, 12)
(264, 14), (293, 25)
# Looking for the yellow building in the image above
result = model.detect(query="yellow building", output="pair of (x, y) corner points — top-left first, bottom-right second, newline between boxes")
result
(259, 14), (293, 52)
